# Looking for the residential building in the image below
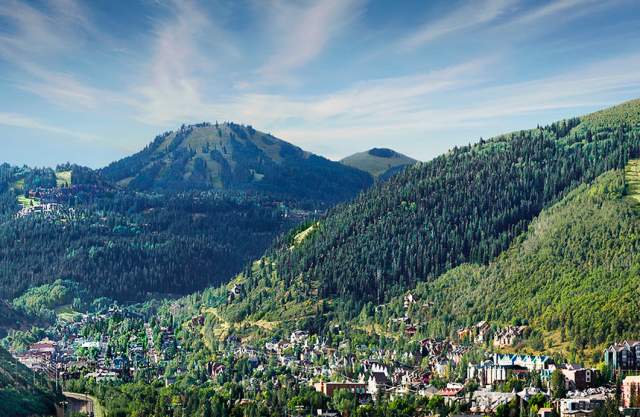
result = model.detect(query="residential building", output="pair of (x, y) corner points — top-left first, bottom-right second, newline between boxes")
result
(467, 361), (528, 385)
(494, 353), (553, 371)
(559, 398), (604, 417)
(539, 408), (554, 417)
(367, 371), (389, 397)
(561, 365), (595, 391)
(313, 381), (367, 398)
(605, 341), (640, 371)
(493, 326), (528, 348)
(470, 390), (516, 414)
(437, 385), (464, 406)
(623, 376), (640, 408)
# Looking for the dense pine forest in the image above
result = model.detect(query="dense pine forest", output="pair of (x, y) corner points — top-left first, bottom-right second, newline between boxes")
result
(219, 99), (640, 351)
(381, 168), (640, 359)
(0, 173), (297, 301)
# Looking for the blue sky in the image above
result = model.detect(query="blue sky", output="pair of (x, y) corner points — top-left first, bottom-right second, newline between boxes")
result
(1, 0), (640, 168)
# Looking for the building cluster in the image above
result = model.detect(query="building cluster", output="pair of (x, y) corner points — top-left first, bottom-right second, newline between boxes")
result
(456, 321), (530, 348)
(11, 305), (177, 384)
(300, 335), (640, 416)
(12, 296), (640, 417)
(165, 313), (640, 417)
(467, 353), (554, 386)
(493, 326), (529, 348)
(16, 202), (68, 218)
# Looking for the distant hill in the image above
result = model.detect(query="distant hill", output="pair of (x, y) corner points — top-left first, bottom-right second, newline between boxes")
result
(101, 122), (373, 204)
(0, 346), (59, 417)
(340, 148), (417, 178)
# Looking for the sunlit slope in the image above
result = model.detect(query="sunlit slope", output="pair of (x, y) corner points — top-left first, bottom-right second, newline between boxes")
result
(211, 99), (640, 350)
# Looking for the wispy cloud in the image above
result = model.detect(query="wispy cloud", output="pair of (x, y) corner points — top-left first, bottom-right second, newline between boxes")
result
(123, 48), (640, 159)
(0, 0), (124, 111)
(236, 53), (640, 159)
(501, 0), (601, 28)
(132, 0), (366, 123)
(257, 0), (365, 83)
(0, 0), (638, 166)
(399, 0), (515, 49)
(131, 0), (240, 125)
(0, 112), (95, 141)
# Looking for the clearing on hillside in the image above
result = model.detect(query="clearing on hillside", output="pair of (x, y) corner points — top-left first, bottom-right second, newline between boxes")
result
(17, 195), (40, 208)
(12, 178), (24, 191)
(290, 222), (319, 250)
(624, 159), (640, 206)
(55, 170), (72, 187)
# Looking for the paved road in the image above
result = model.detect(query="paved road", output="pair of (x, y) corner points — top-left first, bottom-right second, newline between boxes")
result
(62, 391), (104, 417)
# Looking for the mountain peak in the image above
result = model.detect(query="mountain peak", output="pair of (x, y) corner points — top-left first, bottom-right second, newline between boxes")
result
(341, 147), (417, 178)
(367, 148), (401, 158)
(100, 123), (372, 203)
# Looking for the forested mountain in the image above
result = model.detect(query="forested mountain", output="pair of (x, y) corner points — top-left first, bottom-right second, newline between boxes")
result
(0, 184), (297, 302)
(101, 122), (373, 204)
(0, 301), (29, 337)
(394, 167), (640, 360)
(340, 148), (417, 179)
(0, 162), (306, 302)
(0, 346), (60, 416)
(0, 121), (379, 302)
(217, 99), (640, 350)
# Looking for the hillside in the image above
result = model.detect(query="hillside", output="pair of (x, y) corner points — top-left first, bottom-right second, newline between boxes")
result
(0, 164), (300, 302)
(340, 148), (417, 178)
(216, 99), (640, 347)
(383, 167), (640, 361)
(0, 346), (59, 416)
(0, 123), (374, 304)
(101, 122), (373, 204)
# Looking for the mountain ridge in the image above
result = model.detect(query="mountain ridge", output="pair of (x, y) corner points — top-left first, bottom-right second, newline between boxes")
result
(212, 98), (640, 356)
(101, 122), (373, 204)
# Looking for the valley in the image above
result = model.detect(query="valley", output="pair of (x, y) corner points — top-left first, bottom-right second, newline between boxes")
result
(3, 1), (640, 415)
(2, 99), (640, 417)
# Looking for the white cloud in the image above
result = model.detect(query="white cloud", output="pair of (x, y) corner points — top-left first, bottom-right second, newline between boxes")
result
(0, 0), (127, 110)
(229, 53), (640, 160)
(126, 47), (640, 159)
(0, 0), (638, 165)
(0, 0), (103, 61)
